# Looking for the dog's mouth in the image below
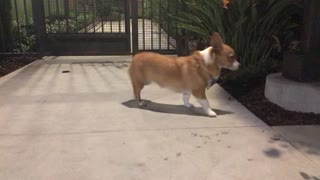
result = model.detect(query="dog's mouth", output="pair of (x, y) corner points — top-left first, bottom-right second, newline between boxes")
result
(220, 61), (240, 71)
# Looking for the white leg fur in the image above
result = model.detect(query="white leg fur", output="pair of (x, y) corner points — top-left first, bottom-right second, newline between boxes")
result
(183, 92), (194, 108)
(196, 98), (217, 117)
(138, 101), (147, 107)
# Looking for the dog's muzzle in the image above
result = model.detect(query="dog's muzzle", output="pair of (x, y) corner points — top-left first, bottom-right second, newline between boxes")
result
(231, 61), (241, 70)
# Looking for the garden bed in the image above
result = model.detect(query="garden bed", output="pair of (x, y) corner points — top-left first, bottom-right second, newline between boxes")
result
(218, 69), (320, 126)
(0, 55), (38, 78)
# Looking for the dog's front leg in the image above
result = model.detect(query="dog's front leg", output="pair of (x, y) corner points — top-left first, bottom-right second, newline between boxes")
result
(183, 92), (194, 108)
(192, 89), (217, 117)
(197, 99), (217, 117)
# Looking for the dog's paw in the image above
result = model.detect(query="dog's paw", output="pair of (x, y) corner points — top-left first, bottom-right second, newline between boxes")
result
(138, 101), (147, 108)
(184, 103), (194, 108)
(207, 110), (217, 117)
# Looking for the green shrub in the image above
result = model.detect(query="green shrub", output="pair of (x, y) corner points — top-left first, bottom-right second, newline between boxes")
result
(95, 0), (122, 21)
(0, 0), (36, 53)
(46, 12), (94, 33)
(171, 0), (302, 71)
(142, 0), (179, 39)
(11, 19), (36, 53)
(143, 0), (160, 20)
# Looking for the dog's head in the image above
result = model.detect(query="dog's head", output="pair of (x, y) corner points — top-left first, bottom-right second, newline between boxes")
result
(208, 32), (240, 71)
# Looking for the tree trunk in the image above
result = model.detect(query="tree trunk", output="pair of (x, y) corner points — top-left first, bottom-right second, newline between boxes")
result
(282, 0), (320, 82)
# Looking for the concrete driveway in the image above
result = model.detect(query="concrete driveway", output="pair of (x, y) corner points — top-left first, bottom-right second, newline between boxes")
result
(0, 56), (319, 180)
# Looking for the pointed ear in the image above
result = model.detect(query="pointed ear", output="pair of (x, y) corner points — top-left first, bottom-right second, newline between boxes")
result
(211, 32), (223, 53)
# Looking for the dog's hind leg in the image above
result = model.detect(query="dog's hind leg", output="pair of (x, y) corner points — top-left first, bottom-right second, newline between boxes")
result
(129, 63), (146, 107)
(192, 89), (217, 117)
(130, 75), (146, 107)
(183, 92), (194, 108)
(133, 82), (145, 107)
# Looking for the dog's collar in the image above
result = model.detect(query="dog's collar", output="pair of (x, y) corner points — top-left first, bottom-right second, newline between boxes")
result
(207, 75), (218, 89)
(194, 51), (219, 87)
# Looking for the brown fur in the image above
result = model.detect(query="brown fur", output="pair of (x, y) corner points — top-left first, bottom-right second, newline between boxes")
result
(129, 52), (209, 101)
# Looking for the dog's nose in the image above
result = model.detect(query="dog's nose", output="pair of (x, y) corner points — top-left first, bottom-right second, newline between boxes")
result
(232, 61), (240, 70)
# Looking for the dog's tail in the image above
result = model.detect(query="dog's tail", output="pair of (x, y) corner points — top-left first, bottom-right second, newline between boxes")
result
(128, 54), (145, 86)
(128, 54), (138, 83)
(128, 54), (147, 102)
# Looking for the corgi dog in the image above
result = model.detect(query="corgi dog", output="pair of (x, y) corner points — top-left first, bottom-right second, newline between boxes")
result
(128, 32), (240, 117)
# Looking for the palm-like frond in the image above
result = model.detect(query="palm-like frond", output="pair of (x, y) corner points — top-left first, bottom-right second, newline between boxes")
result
(170, 0), (301, 70)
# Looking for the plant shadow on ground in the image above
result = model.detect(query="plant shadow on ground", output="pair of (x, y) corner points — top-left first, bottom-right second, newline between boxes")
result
(264, 132), (320, 178)
(122, 99), (233, 117)
(272, 127), (320, 156)
(300, 172), (320, 180)
(262, 133), (320, 179)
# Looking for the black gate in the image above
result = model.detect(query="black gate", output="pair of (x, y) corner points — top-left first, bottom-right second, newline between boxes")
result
(33, 0), (131, 55)
(32, 0), (178, 55)
(131, 0), (178, 54)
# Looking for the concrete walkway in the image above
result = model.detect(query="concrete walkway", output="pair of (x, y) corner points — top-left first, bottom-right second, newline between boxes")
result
(0, 56), (319, 180)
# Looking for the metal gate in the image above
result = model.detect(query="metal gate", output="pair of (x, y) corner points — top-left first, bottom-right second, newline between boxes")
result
(131, 0), (178, 54)
(32, 0), (130, 55)
(32, 0), (178, 55)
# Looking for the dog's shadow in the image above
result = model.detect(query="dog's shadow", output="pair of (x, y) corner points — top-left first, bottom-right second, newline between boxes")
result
(122, 100), (233, 117)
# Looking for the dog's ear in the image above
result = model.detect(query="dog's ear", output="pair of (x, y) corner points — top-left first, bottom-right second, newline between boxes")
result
(211, 32), (223, 53)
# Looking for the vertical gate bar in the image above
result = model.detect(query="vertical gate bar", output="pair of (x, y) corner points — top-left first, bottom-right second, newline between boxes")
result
(176, 0), (179, 54)
(55, 0), (61, 32)
(47, 0), (52, 33)
(109, 1), (113, 33)
(150, 0), (153, 50)
(32, 0), (47, 55)
(109, 20), (112, 33)
(93, 0), (96, 33)
(158, 0), (161, 50)
(142, 0), (145, 50)
(74, 0), (79, 33)
(118, 0), (121, 33)
(101, 0), (104, 33)
(0, 18), (6, 53)
(107, 1), (112, 33)
(83, 0), (87, 32)
(167, 0), (169, 50)
(13, 0), (22, 53)
(64, 0), (70, 33)
(23, 0), (29, 26)
(125, 0), (131, 52)
(124, 0), (130, 34)
(131, 0), (138, 53)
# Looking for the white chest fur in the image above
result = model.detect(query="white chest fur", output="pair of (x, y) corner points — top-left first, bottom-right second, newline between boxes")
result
(199, 47), (215, 65)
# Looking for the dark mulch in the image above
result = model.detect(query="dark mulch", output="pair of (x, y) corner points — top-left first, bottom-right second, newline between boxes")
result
(219, 70), (320, 126)
(0, 55), (38, 77)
